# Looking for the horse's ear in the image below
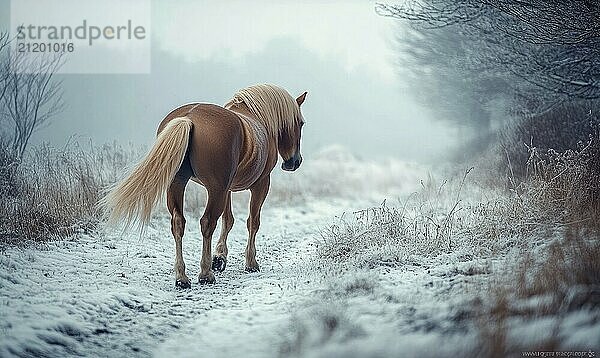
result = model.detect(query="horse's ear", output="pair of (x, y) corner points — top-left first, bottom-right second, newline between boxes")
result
(296, 91), (307, 106)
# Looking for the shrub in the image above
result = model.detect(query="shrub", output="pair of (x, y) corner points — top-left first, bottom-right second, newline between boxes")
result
(517, 122), (600, 226)
(501, 101), (600, 180)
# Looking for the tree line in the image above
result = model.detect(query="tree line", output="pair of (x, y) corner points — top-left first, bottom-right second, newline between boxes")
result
(377, 0), (599, 142)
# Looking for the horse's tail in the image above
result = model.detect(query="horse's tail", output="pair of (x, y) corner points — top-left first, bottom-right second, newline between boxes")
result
(100, 116), (193, 229)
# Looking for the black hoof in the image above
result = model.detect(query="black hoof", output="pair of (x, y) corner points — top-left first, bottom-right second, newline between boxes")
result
(211, 256), (227, 273)
(175, 279), (191, 289)
(198, 273), (216, 285)
(245, 266), (260, 273)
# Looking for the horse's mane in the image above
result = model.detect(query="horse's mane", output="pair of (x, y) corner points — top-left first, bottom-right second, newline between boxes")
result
(225, 84), (300, 136)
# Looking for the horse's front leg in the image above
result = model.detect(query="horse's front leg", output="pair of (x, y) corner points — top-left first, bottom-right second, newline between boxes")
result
(212, 191), (233, 272)
(245, 176), (270, 272)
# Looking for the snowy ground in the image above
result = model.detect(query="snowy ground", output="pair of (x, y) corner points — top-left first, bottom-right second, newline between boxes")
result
(0, 198), (484, 358)
(1, 149), (599, 357)
(0, 198), (427, 358)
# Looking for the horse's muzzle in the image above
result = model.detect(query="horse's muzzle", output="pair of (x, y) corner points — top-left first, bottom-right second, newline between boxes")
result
(282, 153), (302, 171)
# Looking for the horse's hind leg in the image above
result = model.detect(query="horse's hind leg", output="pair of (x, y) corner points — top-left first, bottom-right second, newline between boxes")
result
(198, 187), (228, 284)
(212, 191), (233, 272)
(167, 169), (191, 289)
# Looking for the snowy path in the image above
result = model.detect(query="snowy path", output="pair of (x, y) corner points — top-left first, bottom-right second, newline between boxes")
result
(0, 194), (525, 358)
(0, 199), (388, 357)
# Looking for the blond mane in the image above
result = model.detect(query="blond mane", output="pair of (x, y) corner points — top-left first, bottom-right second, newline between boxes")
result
(225, 84), (300, 136)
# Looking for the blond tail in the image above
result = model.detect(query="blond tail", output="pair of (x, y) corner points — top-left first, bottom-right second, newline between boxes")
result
(100, 117), (193, 229)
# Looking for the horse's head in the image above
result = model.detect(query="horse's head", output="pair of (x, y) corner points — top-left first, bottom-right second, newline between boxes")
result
(280, 91), (307, 172)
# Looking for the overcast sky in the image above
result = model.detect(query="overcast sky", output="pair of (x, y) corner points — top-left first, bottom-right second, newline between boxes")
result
(1, 0), (457, 162)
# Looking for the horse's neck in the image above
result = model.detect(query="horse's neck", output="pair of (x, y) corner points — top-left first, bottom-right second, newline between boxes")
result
(226, 103), (277, 143)
(226, 103), (279, 181)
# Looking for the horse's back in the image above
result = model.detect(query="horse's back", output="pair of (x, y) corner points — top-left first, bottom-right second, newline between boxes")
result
(158, 103), (240, 134)
(158, 103), (243, 191)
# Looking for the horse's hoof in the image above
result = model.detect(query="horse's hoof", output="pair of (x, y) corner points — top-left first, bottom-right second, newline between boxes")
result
(211, 256), (227, 273)
(198, 272), (216, 285)
(175, 279), (191, 289)
(245, 265), (260, 273)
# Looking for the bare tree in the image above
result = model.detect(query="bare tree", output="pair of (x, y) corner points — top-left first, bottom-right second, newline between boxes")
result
(377, 0), (600, 101)
(394, 24), (516, 125)
(0, 32), (64, 159)
(0, 32), (11, 105)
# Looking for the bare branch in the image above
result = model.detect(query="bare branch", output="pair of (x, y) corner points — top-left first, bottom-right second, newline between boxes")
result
(0, 46), (65, 158)
(378, 0), (600, 100)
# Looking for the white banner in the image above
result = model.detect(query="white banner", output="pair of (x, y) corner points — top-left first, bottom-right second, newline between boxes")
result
(11, 0), (151, 74)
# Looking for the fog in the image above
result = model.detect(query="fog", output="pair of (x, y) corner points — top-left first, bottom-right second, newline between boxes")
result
(0, 0), (457, 162)
(2, 2), (599, 356)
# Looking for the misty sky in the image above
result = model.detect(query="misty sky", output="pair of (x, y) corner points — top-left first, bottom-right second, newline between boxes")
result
(0, 0), (457, 162)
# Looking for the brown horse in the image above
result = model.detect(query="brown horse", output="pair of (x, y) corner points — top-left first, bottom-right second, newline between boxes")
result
(101, 84), (307, 287)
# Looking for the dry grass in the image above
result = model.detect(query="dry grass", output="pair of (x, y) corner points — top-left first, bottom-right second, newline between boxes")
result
(474, 226), (600, 356)
(315, 166), (550, 270)
(502, 101), (600, 224)
(520, 134), (600, 226)
(470, 102), (600, 355)
(518, 227), (600, 312)
(0, 141), (137, 244)
(501, 101), (600, 179)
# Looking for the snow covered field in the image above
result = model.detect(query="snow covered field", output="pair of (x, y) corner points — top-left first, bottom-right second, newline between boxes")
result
(1, 199), (356, 357)
(1, 148), (599, 357)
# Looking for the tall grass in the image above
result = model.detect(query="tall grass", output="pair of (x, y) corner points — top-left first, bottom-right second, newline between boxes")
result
(315, 164), (557, 271)
(0, 141), (137, 244)
(316, 169), (475, 268)
(475, 104), (600, 354)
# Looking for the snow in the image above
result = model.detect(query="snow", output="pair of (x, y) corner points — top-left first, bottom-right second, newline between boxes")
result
(0, 200), (381, 357)
(1, 150), (599, 357)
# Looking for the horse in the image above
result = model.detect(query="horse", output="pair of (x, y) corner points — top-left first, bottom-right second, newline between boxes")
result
(101, 84), (307, 287)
